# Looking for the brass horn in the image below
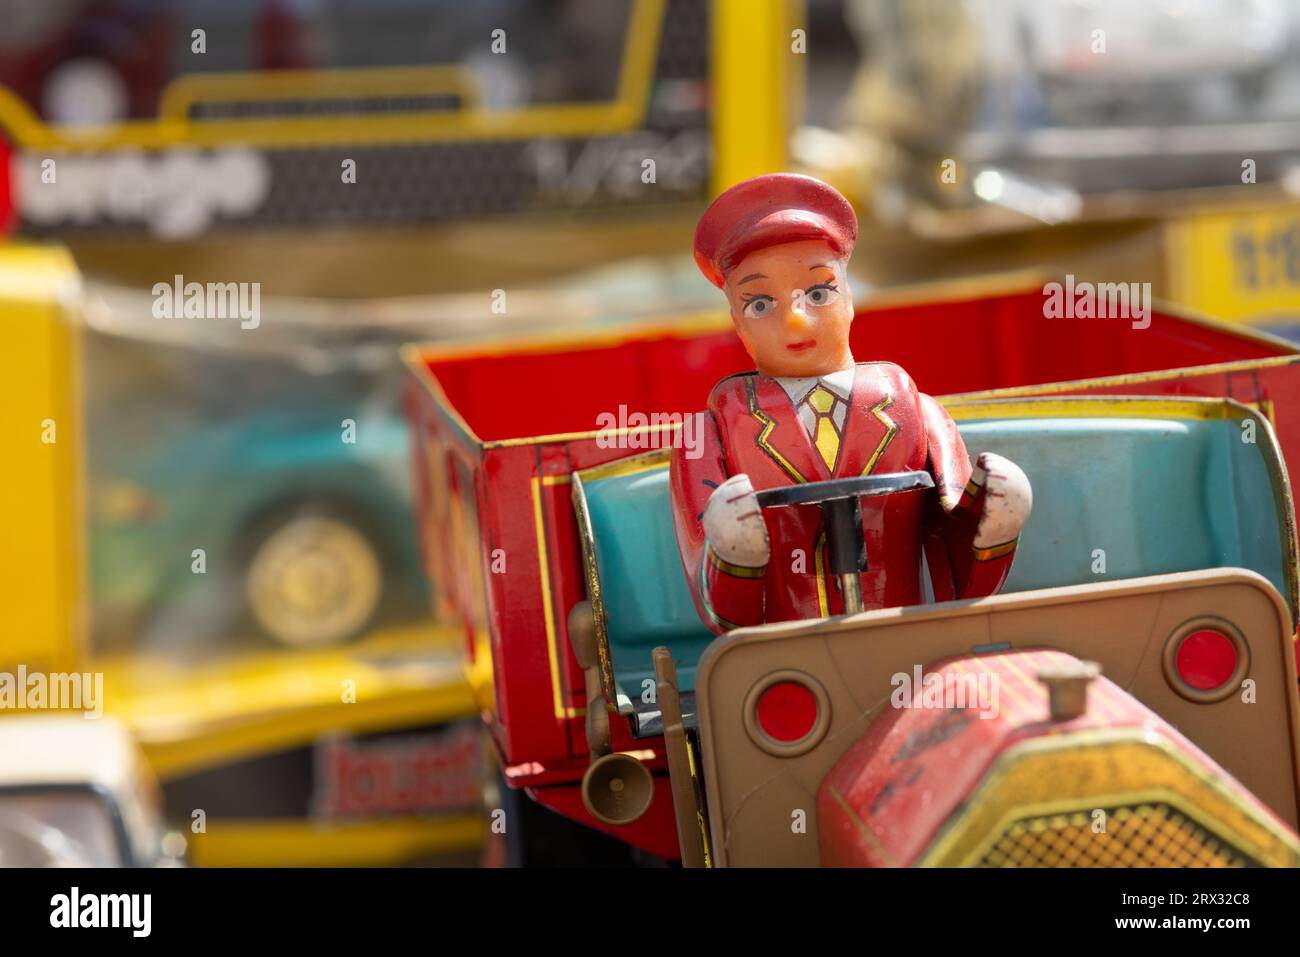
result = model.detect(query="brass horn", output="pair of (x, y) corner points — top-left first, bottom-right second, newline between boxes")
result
(581, 751), (655, 826)
(569, 600), (654, 826)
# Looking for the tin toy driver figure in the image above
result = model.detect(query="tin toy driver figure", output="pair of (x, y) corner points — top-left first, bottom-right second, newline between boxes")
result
(670, 173), (1032, 633)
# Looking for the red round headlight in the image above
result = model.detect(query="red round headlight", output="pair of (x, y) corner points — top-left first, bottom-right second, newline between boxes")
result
(755, 681), (819, 743)
(743, 671), (831, 756)
(1174, 629), (1238, 691)
(1163, 620), (1249, 703)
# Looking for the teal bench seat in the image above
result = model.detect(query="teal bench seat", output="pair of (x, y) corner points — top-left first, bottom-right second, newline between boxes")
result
(570, 396), (1297, 713)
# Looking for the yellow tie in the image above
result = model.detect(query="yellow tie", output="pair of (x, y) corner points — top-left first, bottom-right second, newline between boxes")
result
(807, 385), (840, 472)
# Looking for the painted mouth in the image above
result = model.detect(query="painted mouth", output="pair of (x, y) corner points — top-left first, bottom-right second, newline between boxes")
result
(786, 340), (817, 352)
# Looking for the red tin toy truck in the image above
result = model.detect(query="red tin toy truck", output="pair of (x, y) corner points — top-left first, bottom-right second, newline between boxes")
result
(403, 277), (1300, 866)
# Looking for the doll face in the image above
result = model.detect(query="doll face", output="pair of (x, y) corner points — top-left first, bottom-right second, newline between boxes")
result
(723, 239), (854, 378)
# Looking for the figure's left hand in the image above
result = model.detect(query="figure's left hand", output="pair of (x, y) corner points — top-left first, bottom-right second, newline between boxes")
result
(971, 452), (1032, 548)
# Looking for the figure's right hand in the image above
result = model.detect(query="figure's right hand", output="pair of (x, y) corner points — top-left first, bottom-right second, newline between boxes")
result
(702, 473), (771, 569)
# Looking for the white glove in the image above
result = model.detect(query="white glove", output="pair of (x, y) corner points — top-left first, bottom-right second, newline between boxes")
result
(971, 452), (1033, 548)
(702, 473), (771, 569)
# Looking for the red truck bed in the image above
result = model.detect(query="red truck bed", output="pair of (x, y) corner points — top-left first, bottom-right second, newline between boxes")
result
(403, 277), (1300, 857)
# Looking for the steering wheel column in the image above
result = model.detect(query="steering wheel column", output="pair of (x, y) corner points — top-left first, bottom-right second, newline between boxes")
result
(754, 471), (935, 615)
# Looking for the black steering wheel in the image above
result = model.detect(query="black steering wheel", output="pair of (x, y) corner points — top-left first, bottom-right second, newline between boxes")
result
(753, 471), (934, 510)
(753, 471), (935, 612)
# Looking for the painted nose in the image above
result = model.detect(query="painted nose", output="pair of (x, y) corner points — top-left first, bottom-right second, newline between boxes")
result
(784, 301), (812, 335)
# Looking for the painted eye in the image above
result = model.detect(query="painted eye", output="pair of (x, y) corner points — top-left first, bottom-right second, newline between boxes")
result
(743, 296), (775, 319)
(805, 284), (839, 307)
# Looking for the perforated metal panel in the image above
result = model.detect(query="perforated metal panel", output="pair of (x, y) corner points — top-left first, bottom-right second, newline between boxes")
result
(979, 803), (1261, 868)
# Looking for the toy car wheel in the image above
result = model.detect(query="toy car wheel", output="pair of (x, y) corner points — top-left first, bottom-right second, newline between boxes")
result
(243, 510), (384, 648)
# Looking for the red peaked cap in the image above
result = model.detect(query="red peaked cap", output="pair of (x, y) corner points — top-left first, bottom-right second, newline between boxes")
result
(694, 173), (857, 288)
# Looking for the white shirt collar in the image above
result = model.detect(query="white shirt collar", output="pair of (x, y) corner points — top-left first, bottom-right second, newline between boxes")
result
(774, 363), (856, 405)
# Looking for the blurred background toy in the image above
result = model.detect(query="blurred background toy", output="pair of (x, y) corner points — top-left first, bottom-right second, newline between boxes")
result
(5, 0), (1300, 869)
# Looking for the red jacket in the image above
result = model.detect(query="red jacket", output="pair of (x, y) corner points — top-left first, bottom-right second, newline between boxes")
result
(669, 362), (1018, 633)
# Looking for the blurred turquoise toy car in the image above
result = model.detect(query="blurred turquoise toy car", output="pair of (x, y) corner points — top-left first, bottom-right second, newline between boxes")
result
(89, 338), (427, 651)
